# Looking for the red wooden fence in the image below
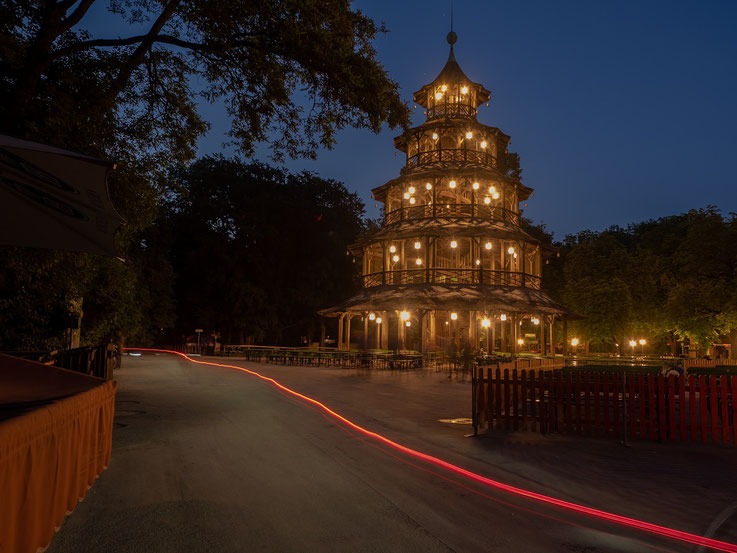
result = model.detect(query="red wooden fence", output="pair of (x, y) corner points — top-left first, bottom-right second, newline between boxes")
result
(472, 367), (737, 445)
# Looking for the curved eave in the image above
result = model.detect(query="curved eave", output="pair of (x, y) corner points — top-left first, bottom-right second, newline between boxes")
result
(348, 218), (541, 254)
(372, 167), (531, 204)
(319, 283), (571, 317)
(412, 48), (491, 108)
(393, 121), (509, 153)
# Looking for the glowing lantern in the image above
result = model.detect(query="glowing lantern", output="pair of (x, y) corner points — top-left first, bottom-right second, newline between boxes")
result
(450, 240), (457, 248)
(441, 84), (447, 92)
(414, 241), (421, 249)
(461, 86), (469, 94)
(485, 242), (492, 250)
(409, 197), (416, 204)
(392, 255), (399, 262)
(400, 311), (410, 321)
(571, 338), (580, 346)
(435, 92), (443, 100)
(500, 314), (507, 321)
(472, 182), (479, 190)
(508, 247), (515, 255)
(517, 338), (524, 346)
(408, 186), (415, 194)
(492, 191), (500, 199)
(376, 317), (382, 324)
(465, 131), (473, 139)
(484, 197), (491, 204)
(415, 258), (422, 265)
(449, 180), (456, 188)
(406, 321), (411, 327)
(480, 141), (487, 148)
(475, 259), (481, 265)
(481, 318), (491, 328)
(426, 182), (432, 190)
(432, 133), (439, 140)
(403, 192), (410, 199)
(450, 312), (458, 321)
(369, 313), (376, 320)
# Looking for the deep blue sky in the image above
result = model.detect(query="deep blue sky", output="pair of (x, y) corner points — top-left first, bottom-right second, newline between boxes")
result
(87, 1), (737, 239)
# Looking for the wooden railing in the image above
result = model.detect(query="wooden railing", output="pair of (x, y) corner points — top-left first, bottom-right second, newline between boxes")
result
(406, 148), (496, 170)
(426, 103), (477, 120)
(384, 203), (520, 226)
(363, 268), (542, 289)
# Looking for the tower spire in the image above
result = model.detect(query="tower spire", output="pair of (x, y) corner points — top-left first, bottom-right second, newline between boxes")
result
(447, 1), (457, 61)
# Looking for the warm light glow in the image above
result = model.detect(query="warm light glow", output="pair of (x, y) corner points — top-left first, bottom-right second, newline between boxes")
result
(508, 247), (515, 254)
(375, 317), (382, 324)
(629, 340), (637, 347)
(517, 338), (524, 345)
(406, 321), (411, 327)
(532, 318), (540, 325)
(461, 86), (468, 94)
(465, 131), (473, 139)
(389, 245), (396, 253)
(480, 140), (487, 148)
(481, 318), (491, 328)
(476, 259), (481, 265)
(408, 186), (415, 194)
(450, 240), (457, 248)
(449, 180), (456, 188)
(415, 258), (422, 265)
(571, 338), (580, 346)
(472, 182), (479, 190)
(489, 186), (496, 194)
(369, 313), (375, 320)
(500, 314), (507, 321)
(639, 339), (646, 345)
(392, 255), (399, 262)
(426, 182), (432, 190)
(435, 92), (443, 100)
(432, 132), (439, 140)
(400, 311), (410, 321)
(450, 312), (458, 321)
(513, 253), (518, 259)
(414, 241), (421, 249)
(492, 191), (500, 200)
(403, 192), (410, 199)
(484, 197), (491, 204)
(409, 197), (416, 204)
(441, 84), (447, 92)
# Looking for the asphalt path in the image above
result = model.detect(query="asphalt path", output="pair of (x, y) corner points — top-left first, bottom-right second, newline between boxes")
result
(46, 353), (736, 553)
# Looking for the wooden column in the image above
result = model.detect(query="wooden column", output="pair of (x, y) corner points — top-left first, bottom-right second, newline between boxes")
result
(381, 311), (389, 349)
(563, 317), (569, 357)
(429, 311), (437, 350)
(337, 314), (345, 351)
(539, 313), (546, 356)
(398, 312), (405, 351)
(491, 320), (496, 352)
(345, 315), (352, 351)
(363, 314), (369, 351)
(501, 318), (507, 353)
(375, 319), (381, 349)
(549, 316), (555, 355)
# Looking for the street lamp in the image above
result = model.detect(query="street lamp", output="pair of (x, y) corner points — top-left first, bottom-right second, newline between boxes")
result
(571, 338), (579, 347)
(481, 317), (491, 354)
(629, 339), (637, 356)
(639, 338), (646, 355)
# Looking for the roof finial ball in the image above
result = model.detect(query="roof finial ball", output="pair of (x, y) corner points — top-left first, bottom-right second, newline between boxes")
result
(447, 30), (457, 45)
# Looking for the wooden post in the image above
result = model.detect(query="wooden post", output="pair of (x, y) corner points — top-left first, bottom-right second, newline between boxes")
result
(549, 316), (555, 355)
(337, 314), (345, 351)
(398, 312), (406, 352)
(501, 318), (507, 353)
(563, 317), (569, 357)
(375, 319), (381, 349)
(429, 311), (437, 350)
(363, 314), (369, 351)
(381, 311), (389, 349)
(539, 313), (546, 356)
(345, 315), (352, 351)
(491, 319), (496, 353)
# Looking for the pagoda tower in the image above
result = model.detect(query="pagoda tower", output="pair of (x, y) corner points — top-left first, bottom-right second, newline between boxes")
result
(322, 31), (569, 355)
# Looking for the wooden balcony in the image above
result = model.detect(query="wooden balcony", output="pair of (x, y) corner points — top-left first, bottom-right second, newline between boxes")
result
(426, 103), (477, 121)
(406, 148), (496, 170)
(362, 268), (542, 289)
(384, 203), (519, 226)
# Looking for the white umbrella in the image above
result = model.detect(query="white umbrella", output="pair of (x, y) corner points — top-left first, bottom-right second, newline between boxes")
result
(0, 134), (125, 257)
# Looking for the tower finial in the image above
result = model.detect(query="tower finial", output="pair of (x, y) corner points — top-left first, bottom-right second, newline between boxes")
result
(446, 1), (457, 47)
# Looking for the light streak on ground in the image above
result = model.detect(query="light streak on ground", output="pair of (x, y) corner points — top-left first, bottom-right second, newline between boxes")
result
(126, 348), (737, 553)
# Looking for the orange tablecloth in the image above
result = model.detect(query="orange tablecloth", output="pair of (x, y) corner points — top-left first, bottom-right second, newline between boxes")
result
(0, 353), (116, 553)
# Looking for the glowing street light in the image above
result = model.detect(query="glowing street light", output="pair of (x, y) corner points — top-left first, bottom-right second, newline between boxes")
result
(400, 311), (410, 321)
(517, 338), (524, 346)
(369, 313), (375, 320)
(571, 338), (579, 346)
(375, 317), (382, 324)
(639, 339), (646, 345)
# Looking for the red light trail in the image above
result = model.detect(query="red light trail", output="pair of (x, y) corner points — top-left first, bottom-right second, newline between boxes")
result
(127, 348), (737, 553)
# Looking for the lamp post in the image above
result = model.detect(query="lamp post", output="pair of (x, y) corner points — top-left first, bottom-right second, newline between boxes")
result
(481, 317), (491, 355)
(571, 337), (579, 356)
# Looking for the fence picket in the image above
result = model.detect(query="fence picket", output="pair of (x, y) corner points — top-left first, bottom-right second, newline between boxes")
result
(520, 370), (528, 431)
(612, 373), (619, 437)
(584, 371), (591, 435)
(678, 375), (686, 442)
(720, 375), (730, 445)
(668, 375), (676, 442)
(699, 375), (708, 444)
(657, 375), (666, 441)
(504, 369), (511, 431)
(647, 374), (656, 440)
(710, 376), (719, 444)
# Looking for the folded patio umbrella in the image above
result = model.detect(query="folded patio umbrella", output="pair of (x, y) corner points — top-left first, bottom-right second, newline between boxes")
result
(0, 134), (124, 257)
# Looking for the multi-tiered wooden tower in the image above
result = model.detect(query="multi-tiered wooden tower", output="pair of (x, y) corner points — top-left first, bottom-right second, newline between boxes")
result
(322, 32), (569, 354)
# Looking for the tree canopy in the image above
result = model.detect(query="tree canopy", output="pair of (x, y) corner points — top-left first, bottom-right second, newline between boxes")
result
(544, 207), (737, 355)
(0, 0), (408, 349)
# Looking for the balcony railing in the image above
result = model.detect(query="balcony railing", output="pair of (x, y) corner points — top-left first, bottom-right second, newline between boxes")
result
(384, 203), (519, 226)
(362, 268), (542, 289)
(406, 148), (496, 170)
(426, 103), (477, 121)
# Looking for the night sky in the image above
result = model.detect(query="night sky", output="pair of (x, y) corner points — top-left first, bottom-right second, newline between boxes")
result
(86, 1), (737, 239)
